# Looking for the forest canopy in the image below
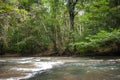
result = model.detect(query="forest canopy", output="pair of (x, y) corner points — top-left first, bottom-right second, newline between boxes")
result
(0, 0), (120, 56)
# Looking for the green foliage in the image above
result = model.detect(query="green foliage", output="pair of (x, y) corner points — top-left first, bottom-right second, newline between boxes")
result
(79, 0), (120, 35)
(0, 0), (120, 56)
(0, 3), (14, 13)
(70, 29), (120, 54)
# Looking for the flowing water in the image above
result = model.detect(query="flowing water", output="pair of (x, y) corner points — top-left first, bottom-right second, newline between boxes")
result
(0, 57), (120, 80)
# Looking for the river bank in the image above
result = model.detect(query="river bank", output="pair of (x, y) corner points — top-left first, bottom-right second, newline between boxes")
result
(0, 51), (120, 58)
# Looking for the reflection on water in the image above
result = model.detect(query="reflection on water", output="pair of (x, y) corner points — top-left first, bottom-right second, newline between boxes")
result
(0, 57), (120, 80)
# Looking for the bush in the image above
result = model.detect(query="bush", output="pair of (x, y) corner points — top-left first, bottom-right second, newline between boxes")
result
(70, 29), (120, 55)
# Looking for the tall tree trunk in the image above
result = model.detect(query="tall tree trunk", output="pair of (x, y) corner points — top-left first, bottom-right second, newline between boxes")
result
(67, 0), (78, 54)
(68, 0), (78, 30)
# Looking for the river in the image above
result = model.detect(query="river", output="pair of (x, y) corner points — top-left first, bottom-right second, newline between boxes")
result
(0, 57), (120, 80)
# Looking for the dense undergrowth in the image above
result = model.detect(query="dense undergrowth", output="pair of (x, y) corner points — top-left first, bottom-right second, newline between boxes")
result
(70, 29), (120, 56)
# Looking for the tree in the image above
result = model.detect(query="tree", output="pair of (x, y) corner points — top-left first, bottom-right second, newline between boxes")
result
(67, 0), (78, 30)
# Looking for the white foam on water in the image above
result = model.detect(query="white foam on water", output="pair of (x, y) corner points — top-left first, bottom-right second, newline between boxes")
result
(12, 61), (63, 72)
(16, 60), (33, 64)
(9, 60), (64, 80)
(0, 60), (6, 62)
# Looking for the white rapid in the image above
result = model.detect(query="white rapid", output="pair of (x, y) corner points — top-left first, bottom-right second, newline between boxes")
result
(0, 57), (64, 80)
